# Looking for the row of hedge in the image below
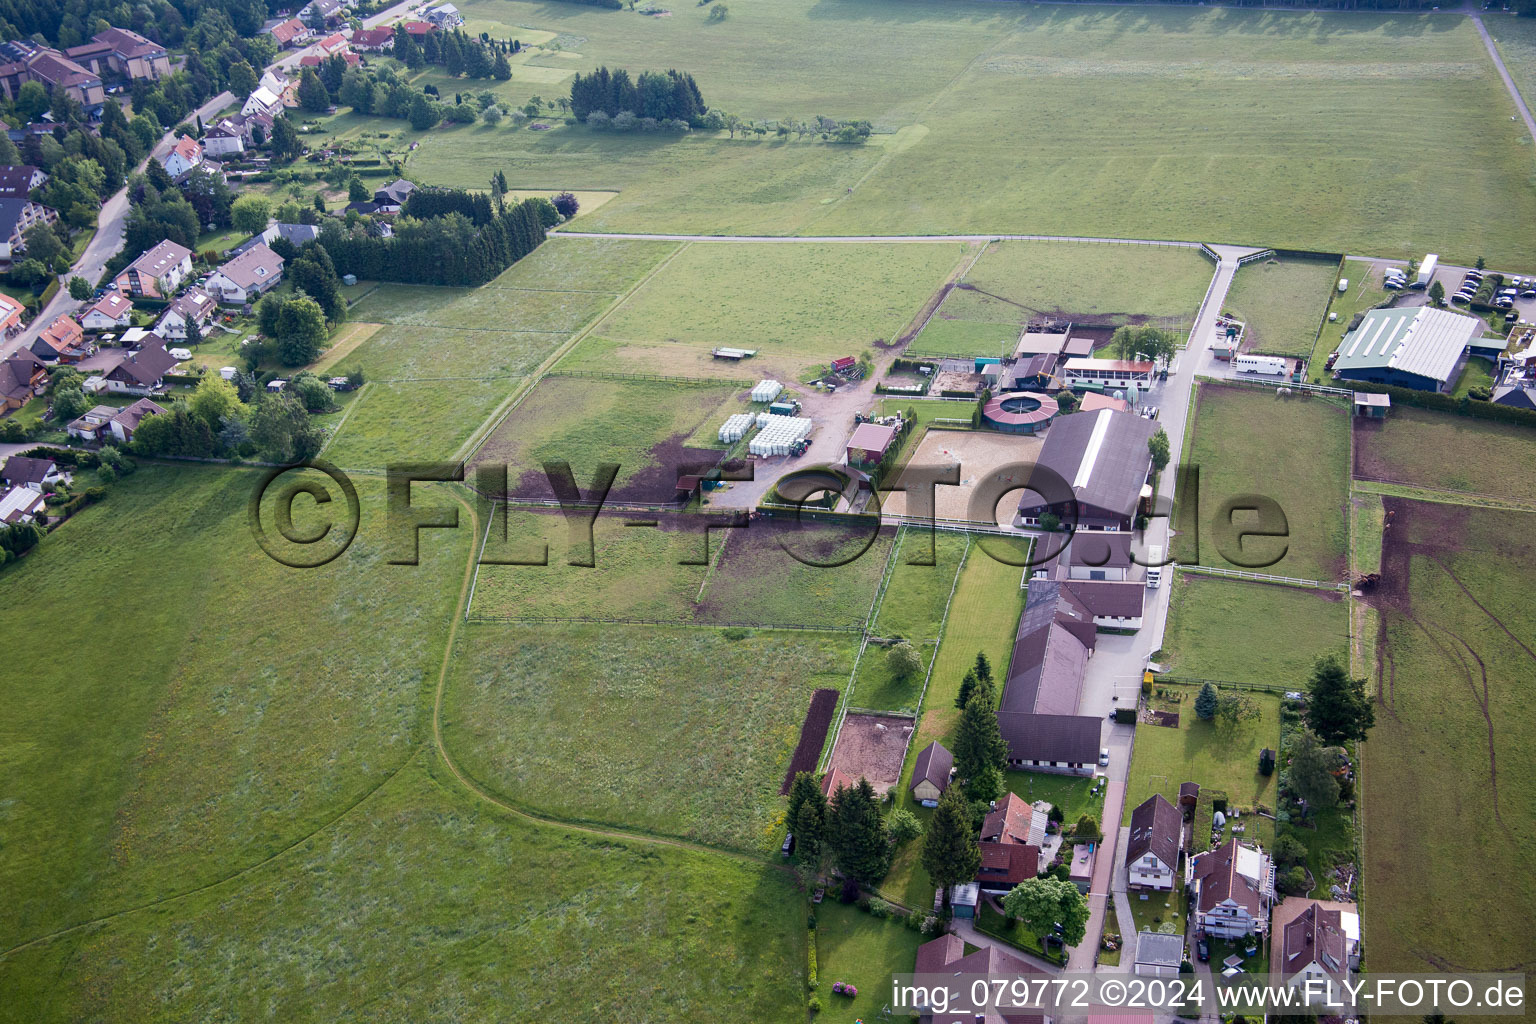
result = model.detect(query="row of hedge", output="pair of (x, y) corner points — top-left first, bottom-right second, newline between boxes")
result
(1348, 378), (1536, 428)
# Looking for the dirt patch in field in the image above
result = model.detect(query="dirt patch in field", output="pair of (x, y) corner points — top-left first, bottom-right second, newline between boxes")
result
(781, 689), (839, 794)
(828, 712), (916, 797)
(501, 435), (726, 505)
(882, 429), (1043, 523)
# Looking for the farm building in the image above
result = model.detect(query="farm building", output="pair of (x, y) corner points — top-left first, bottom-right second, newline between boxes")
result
(1016, 408), (1157, 532)
(908, 740), (953, 807)
(1079, 392), (1131, 414)
(1023, 533), (1147, 629)
(819, 766), (856, 798)
(1061, 357), (1152, 389)
(1331, 306), (1503, 393)
(1127, 794), (1181, 891)
(981, 391), (1058, 434)
(994, 579), (1103, 775)
(845, 421), (898, 468)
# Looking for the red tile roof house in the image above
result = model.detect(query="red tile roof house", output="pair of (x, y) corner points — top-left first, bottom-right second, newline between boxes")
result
(31, 315), (93, 364)
(161, 134), (204, 179)
(0, 349), (45, 411)
(80, 291), (133, 331)
(102, 340), (179, 396)
(1, 454), (70, 492)
(268, 17), (313, 49)
(1126, 793), (1181, 891)
(205, 243), (285, 304)
(350, 27), (395, 52)
(911, 932), (1049, 1024)
(0, 289), (24, 337)
(975, 792), (1044, 895)
(1271, 897), (1361, 999)
(124, 240), (194, 297)
(1187, 839), (1275, 939)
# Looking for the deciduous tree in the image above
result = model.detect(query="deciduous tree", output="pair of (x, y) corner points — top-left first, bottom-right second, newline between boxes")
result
(1002, 876), (1089, 947)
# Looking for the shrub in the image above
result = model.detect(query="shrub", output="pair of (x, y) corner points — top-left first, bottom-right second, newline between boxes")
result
(806, 939), (818, 990)
(807, 995), (821, 1013)
(1258, 748), (1276, 776)
(1278, 865), (1310, 896)
(867, 897), (894, 919)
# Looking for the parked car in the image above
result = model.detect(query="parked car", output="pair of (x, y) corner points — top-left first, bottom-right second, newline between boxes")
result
(1451, 292), (1470, 304)
(1197, 938), (1210, 962)
(1495, 297), (1515, 309)
(1098, 748), (1110, 766)
(1285, 690), (1306, 701)
(1505, 310), (1521, 324)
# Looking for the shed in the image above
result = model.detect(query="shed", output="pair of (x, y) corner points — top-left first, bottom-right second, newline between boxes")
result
(1179, 781), (1200, 810)
(846, 421), (898, 468)
(908, 740), (953, 807)
(1069, 844), (1096, 892)
(1352, 392), (1390, 418)
(944, 882), (979, 919)
(831, 356), (856, 373)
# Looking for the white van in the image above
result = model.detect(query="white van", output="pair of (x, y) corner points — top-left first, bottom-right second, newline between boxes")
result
(1145, 545), (1164, 588)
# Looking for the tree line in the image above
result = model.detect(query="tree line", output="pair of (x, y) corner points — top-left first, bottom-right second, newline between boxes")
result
(569, 67), (706, 124)
(314, 192), (551, 287)
(390, 25), (515, 81)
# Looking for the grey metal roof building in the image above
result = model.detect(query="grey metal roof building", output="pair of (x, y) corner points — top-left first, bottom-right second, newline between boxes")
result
(1331, 306), (1487, 392)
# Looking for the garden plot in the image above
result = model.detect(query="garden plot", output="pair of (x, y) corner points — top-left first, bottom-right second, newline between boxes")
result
(469, 375), (737, 503)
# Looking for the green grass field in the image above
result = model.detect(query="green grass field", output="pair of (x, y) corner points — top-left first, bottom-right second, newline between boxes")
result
(1364, 500), (1536, 976)
(1121, 685), (1280, 825)
(324, 377), (516, 469)
(1223, 256), (1338, 357)
(1352, 405), (1536, 503)
(852, 639), (939, 714)
(1159, 574), (1349, 687)
(400, 3), (1536, 265)
(907, 317), (1022, 359)
(559, 241), (965, 381)
(440, 623), (856, 852)
(869, 528), (968, 642)
(937, 239), (1212, 331)
(1175, 384), (1351, 581)
(469, 375), (740, 498)
(698, 521), (896, 630)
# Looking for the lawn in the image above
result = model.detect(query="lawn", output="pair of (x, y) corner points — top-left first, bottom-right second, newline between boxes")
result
(1450, 355), (1497, 399)
(1159, 574), (1349, 687)
(1005, 770), (1104, 829)
(559, 241), (966, 382)
(937, 239), (1213, 332)
(852, 639), (938, 714)
(1174, 383), (1351, 581)
(323, 377), (517, 469)
(440, 622), (857, 852)
(1350, 491), (1385, 578)
(814, 900), (926, 1024)
(421, 3), (1536, 265)
(0, 757), (808, 1023)
(1308, 259), (1393, 381)
(1364, 498), (1536, 976)
(907, 317), (1022, 359)
(0, 466), (471, 951)
(1222, 256), (1338, 358)
(1121, 685), (1280, 826)
(468, 375), (739, 502)
(870, 527), (969, 642)
(1352, 405), (1536, 504)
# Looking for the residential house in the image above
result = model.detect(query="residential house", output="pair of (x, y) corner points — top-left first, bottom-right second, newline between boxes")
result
(66, 403), (119, 442)
(102, 340), (178, 395)
(424, 4), (464, 28)
(268, 17), (314, 49)
(105, 397), (167, 443)
(1492, 355), (1536, 410)
(260, 69), (292, 99)
(976, 792), (1044, 895)
(400, 20), (436, 37)
(0, 196), (59, 260)
(0, 45), (105, 108)
(1, 454), (69, 492)
(1126, 794), (1181, 891)
(0, 164), (46, 198)
(65, 27), (171, 82)
(161, 134), (204, 179)
(373, 178), (416, 212)
(31, 315), (91, 363)
(299, 49), (360, 69)
(80, 291), (134, 331)
(1133, 931), (1186, 978)
(124, 240), (194, 297)
(0, 290), (24, 337)
(908, 741), (953, 807)
(1187, 839), (1274, 939)
(155, 286), (217, 341)
(350, 27), (395, 52)
(0, 485), (45, 525)
(1271, 898), (1361, 999)
(242, 85), (285, 119)
(0, 349), (45, 410)
(201, 120), (246, 158)
(300, 0), (345, 24)
(912, 932), (1049, 1024)
(205, 243), (285, 304)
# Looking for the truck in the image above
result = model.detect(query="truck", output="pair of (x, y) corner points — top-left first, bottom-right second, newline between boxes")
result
(1145, 545), (1164, 589)
(1414, 253), (1438, 290)
(1232, 353), (1288, 375)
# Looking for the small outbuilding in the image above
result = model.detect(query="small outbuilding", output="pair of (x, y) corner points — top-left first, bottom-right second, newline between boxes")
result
(908, 740), (953, 807)
(1352, 392), (1390, 419)
(1179, 781), (1200, 811)
(1069, 844), (1096, 892)
(1134, 931), (1186, 977)
(845, 421), (898, 468)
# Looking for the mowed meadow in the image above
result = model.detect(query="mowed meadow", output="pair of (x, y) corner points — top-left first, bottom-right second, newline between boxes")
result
(391, 0), (1536, 262)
